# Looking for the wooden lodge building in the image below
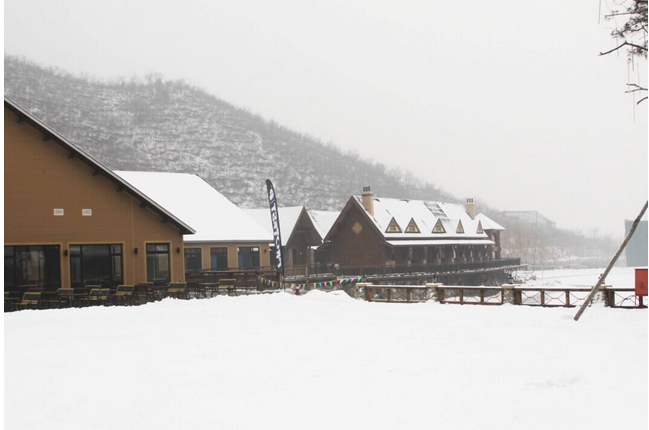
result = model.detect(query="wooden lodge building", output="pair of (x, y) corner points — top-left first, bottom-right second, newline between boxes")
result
(116, 171), (273, 274)
(323, 187), (505, 270)
(4, 98), (195, 292)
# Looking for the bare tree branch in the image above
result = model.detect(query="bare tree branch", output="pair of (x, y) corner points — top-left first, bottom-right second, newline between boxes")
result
(599, 42), (630, 56)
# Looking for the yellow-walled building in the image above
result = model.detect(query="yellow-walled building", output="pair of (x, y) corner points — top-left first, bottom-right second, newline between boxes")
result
(115, 171), (273, 272)
(4, 98), (195, 291)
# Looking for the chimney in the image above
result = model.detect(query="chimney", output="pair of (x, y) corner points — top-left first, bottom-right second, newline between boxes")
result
(361, 186), (374, 216)
(464, 198), (476, 219)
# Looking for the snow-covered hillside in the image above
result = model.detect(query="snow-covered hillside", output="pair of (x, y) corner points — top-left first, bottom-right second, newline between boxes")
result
(5, 287), (646, 429)
(4, 56), (453, 210)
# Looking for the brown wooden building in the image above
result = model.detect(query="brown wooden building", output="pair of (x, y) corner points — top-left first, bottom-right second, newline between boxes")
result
(4, 98), (195, 292)
(323, 187), (504, 269)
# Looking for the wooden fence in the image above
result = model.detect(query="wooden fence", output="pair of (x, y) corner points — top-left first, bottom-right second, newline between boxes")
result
(356, 283), (646, 308)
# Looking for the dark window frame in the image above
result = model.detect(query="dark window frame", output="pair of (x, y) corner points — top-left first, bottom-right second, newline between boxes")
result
(4, 245), (61, 291)
(210, 247), (228, 271)
(146, 243), (171, 283)
(184, 247), (203, 271)
(69, 243), (123, 288)
(237, 246), (260, 270)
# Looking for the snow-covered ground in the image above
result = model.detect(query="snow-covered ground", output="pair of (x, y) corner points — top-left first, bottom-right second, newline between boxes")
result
(524, 266), (638, 288)
(5, 284), (647, 430)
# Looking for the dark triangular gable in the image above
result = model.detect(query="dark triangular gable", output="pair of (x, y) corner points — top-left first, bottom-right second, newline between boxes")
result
(385, 217), (402, 233)
(405, 218), (420, 233)
(322, 196), (385, 243)
(456, 220), (465, 234)
(476, 220), (484, 234)
(432, 219), (446, 233)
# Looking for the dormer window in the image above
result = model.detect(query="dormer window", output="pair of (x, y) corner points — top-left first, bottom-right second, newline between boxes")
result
(405, 218), (420, 233)
(477, 220), (484, 234)
(385, 217), (402, 233)
(456, 220), (465, 234)
(432, 219), (446, 233)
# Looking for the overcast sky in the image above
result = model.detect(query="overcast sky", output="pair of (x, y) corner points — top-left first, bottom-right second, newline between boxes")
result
(4, 0), (647, 237)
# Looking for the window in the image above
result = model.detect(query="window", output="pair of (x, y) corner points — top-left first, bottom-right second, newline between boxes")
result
(405, 218), (420, 233)
(4, 245), (61, 291)
(456, 220), (465, 234)
(70, 244), (123, 287)
(238, 247), (260, 269)
(424, 202), (448, 220)
(146, 243), (170, 283)
(476, 221), (484, 234)
(210, 247), (228, 270)
(352, 221), (363, 235)
(385, 217), (402, 233)
(432, 219), (446, 233)
(184, 248), (202, 271)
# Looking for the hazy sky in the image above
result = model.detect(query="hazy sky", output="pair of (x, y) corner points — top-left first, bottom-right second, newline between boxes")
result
(4, 0), (647, 237)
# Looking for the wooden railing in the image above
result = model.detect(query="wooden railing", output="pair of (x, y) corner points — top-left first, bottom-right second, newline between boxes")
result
(356, 283), (646, 308)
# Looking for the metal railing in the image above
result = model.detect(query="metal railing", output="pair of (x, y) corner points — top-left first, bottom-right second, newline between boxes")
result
(282, 258), (522, 280)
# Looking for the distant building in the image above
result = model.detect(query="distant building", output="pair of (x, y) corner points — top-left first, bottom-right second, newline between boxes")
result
(625, 219), (648, 267)
(4, 98), (195, 291)
(116, 171), (272, 272)
(501, 210), (556, 229)
(245, 206), (321, 268)
(245, 207), (339, 270)
(322, 187), (503, 268)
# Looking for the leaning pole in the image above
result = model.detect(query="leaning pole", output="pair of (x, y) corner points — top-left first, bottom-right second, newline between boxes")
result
(574, 201), (648, 321)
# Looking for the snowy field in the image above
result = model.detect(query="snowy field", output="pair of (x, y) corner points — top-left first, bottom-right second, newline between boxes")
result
(525, 266), (638, 288)
(5, 272), (647, 430)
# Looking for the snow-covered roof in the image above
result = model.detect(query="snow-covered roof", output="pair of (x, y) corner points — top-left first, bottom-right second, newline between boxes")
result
(307, 210), (340, 241)
(244, 207), (304, 246)
(387, 239), (495, 247)
(115, 171), (272, 243)
(475, 213), (505, 231)
(351, 196), (490, 241)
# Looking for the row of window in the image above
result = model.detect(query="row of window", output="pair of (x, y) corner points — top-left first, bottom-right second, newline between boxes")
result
(4, 243), (171, 290)
(4, 244), (264, 291)
(384, 218), (484, 235)
(184, 247), (260, 271)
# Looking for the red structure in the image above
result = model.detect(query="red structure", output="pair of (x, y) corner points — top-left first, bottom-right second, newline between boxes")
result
(635, 268), (647, 296)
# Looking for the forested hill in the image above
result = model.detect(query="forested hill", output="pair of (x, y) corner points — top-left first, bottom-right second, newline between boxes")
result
(4, 56), (455, 210)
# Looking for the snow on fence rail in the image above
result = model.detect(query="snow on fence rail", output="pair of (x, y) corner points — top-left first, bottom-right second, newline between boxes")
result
(355, 283), (645, 308)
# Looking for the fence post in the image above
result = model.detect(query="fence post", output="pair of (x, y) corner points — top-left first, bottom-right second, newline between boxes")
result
(501, 284), (517, 305)
(426, 283), (439, 303)
(600, 284), (611, 307)
(357, 282), (371, 301)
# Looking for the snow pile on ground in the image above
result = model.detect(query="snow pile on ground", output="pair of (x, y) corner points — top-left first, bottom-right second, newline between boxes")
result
(5, 287), (647, 430)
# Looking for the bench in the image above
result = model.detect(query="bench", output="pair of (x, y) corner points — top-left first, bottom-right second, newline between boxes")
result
(217, 279), (237, 296)
(167, 282), (188, 299)
(15, 292), (42, 310)
(114, 285), (136, 305)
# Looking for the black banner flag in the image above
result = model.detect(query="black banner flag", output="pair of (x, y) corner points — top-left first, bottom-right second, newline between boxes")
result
(265, 179), (284, 276)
